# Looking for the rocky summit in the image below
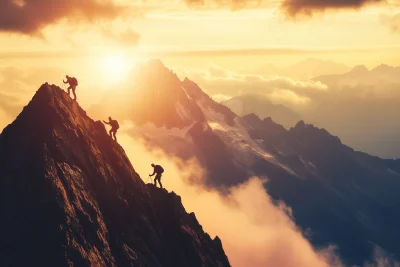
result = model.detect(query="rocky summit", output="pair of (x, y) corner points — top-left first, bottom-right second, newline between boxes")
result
(0, 83), (231, 267)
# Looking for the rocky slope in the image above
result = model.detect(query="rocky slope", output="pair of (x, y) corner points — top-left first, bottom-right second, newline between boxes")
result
(0, 84), (231, 267)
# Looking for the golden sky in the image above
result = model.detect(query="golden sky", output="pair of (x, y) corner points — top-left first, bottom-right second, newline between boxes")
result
(1, 0), (400, 71)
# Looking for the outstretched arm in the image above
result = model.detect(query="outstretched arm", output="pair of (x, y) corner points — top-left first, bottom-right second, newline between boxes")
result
(149, 169), (156, 176)
(103, 121), (110, 124)
(63, 80), (67, 84)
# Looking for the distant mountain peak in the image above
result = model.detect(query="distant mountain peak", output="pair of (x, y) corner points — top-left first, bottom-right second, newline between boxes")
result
(349, 65), (369, 74)
(290, 120), (342, 146)
(371, 63), (394, 73)
(294, 120), (306, 129)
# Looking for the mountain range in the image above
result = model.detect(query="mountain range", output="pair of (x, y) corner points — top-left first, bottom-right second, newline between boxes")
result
(253, 58), (351, 80)
(314, 64), (400, 87)
(221, 94), (302, 128)
(91, 59), (400, 266)
(305, 63), (400, 159)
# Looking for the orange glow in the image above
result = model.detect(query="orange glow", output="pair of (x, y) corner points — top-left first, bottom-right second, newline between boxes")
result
(96, 53), (135, 85)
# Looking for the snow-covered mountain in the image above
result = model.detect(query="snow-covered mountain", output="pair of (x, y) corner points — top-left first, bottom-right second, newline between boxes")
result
(91, 59), (400, 266)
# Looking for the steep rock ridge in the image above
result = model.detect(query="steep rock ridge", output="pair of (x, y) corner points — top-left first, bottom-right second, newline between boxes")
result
(242, 114), (287, 140)
(181, 78), (236, 126)
(0, 83), (231, 267)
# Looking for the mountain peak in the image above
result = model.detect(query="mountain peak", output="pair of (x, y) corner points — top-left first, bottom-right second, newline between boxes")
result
(0, 83), (231, 267)
(294, 120), (306, 129)
(290, 120), (342, 147)
(349, 65), (369, 74)
(371, 63), (394, 73)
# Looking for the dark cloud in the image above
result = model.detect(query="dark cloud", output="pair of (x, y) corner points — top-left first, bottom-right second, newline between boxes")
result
(281, 0), (383, 16)
(0, 0), (125, 35)
(182, 0), (271, 10)
(182, 0), (384, 15)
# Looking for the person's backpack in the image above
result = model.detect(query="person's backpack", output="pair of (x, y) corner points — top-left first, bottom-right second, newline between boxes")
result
(157, 165), (164, 174)
(71, 77), (78, 86)
(112, 120), (120, 130)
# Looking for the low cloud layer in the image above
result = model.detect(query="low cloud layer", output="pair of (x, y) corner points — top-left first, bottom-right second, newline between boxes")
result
(181, 64), (327, 108)
(0, 0), (124, 35)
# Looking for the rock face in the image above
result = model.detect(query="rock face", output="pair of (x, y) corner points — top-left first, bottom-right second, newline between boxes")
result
(0, 84), (231, 267)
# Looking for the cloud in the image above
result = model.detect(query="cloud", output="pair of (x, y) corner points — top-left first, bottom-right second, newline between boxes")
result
(101, 27), (141, 46)
(186, 64), (327, 107)
(362, 247), (400, 267)
(269, 89), (311, 105)
(145, 47), (368, 58)
(0, 0), (126, 35)
(182, 0), (273, 10)
(212, 94), (232, 102)
(180, 0), (385, 15)
(281, 0), (384, 17)
(381, 13), (400, 33)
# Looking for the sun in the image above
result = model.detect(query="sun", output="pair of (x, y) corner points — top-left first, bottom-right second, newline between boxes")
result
(98, 53), (133, 85)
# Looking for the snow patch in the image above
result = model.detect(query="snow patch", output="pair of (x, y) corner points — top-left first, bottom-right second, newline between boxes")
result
(197, 100), (297, 176)
(387, 168), (400, 177)
(181, 86), (194, 101)
(175, 101), (193, 121)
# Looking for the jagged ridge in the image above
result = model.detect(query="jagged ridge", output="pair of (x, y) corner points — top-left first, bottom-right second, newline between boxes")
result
(0, 83), (231, 267)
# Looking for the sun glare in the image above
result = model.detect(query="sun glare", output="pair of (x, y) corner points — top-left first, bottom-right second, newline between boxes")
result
(98, 53), (133, 85)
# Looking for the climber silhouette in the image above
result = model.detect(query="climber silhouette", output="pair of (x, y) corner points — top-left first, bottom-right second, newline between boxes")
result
(63, 75), (78, 101)
(150, 163), (164, 188)
(103, 117), (120, 142)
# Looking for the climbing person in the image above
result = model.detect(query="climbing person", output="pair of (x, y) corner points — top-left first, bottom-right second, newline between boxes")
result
(63, 75), (78, 101)
(149, 163), (164, 188)
(103, 117), (120, 142)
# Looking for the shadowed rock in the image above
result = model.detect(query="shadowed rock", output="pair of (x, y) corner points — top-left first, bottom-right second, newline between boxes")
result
(0, 83), (231, 267)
